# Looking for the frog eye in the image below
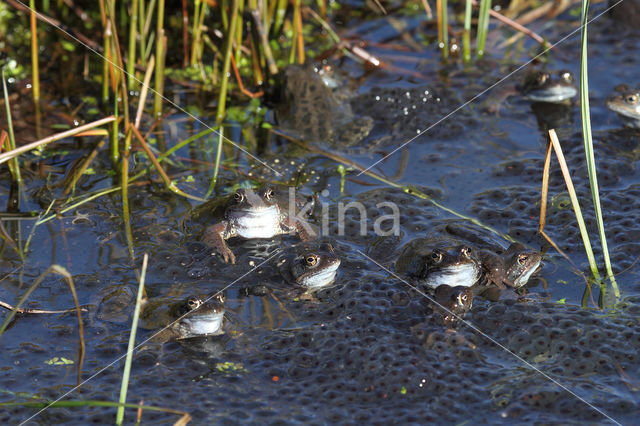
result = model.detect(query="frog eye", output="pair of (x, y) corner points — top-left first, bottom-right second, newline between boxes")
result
(187, 298), (202, 309)
(215, 293), (225, 303)
(460, 246), (473, 258)
(305, 254), (319, 267)
(431, 250), (444, 263)
(234, 191), (244, 203)
(517, 254), (529, 265)
(264, 188), (275, 200)
(560, 71), (573, 83)
(537, 73), (548, 84)
(626, 94), (639, 104)
(458, 293), (468, 303)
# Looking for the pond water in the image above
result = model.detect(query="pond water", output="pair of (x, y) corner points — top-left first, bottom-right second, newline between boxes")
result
(1, 1), (640, 424)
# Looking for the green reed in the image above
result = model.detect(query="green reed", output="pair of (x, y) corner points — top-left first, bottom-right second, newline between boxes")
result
(153, 0), (165, 117)
(578, 0), (618, 297)
(116, 254), (148, 425)
(206, 126), (225, 198)
(127, 0), (139, 90)
(462, 0), (472, 63)
(476, 0), (492, 57)
(190, 0), (206, 66)
(217, 0), (240, 122)
(273, 0), (288, 36)
(2, 71), (21, 183)
(98, 0), (110, 102)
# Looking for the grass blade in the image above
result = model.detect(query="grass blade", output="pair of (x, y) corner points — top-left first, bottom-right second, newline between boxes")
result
(206, 126), (224, 199)
(0, 116), (117, 164)
(578, 0), (618, 297)
(2, 71), (21, 183)
(116, 253), (149, 425)
(547, 129), (600, 280)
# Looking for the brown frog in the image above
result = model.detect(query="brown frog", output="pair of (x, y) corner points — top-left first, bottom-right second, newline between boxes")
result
(203, 186), (314, 264)
(275, 64), (374, 147)
(606, 86), (640, 128)
(431, 284), (474, 328)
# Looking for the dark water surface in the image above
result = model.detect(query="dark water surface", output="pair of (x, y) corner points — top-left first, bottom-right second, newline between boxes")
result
(1, 3), (640, 424)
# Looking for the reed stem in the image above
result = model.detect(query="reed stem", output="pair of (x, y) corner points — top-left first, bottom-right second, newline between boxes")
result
(206, 126), (224, 199)
(116, 254), (148, 425)
(127, 0), (139, 90)
(476, 0), (492, 58)
(153, 0), (165, 117)
(2, 71), (21, 183)
(29, 0), (40, 103)
(216, 0), (239, 123)
(463, 0), (472, 63)
(437, 0), (448, 60)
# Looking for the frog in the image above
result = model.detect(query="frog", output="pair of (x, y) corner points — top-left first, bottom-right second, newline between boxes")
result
(187, 185), (318, 226)
(394, 236), (482, 289)
(274, 64), (374, 147)
(477, 243), (542, 289)
(443, 222), (542, 290)
(278, 242), (341, 290)
(139, 293), (226, 342)
(239, 241), (342, 297)
(606, 86), (640, 128)
(430, 284), (474, 328)
(202, 186), (314, 264)
(608, 0), (640, 29)
(517, 70), (577, 104)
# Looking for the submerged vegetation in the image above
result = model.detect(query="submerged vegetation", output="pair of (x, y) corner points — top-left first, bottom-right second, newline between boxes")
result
(0, 0), (632, 422)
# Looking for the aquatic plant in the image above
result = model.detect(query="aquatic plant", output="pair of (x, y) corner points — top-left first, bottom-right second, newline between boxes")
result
(577, 0), (618, 297)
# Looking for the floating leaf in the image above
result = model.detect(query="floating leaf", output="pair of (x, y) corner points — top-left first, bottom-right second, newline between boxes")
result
(45, 357), (74, 365)
(215, 362), (248, 374)
(557, 298), (566, 305)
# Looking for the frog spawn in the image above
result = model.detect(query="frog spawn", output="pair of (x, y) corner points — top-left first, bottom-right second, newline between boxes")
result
(471, 182), (640, 272)
(351, 84), (477, 144)
(470, 299), (640, 421)
(121, 167), (638, 424)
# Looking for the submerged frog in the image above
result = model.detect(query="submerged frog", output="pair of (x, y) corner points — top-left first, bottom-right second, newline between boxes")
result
(517, 70), (577, 104)
(606, 87), (640, 128)
(274, 64), (374, 147)
(278, 242), (341, 290)
(478, 243), (542, 289)
(240, 242), (342, 297)
(203, 186), (314, 264)
(444, 223), (542, 289)
(140, 294), (226, 342)
(431, 284), (473, 328)
(395, 237), (482, 289)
